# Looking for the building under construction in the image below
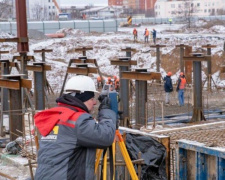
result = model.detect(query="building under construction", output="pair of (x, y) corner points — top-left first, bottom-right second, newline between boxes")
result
(0, 0), (225, 180)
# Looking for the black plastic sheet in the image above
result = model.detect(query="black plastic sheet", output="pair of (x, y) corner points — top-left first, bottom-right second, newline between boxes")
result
(125, 133), (167, 180)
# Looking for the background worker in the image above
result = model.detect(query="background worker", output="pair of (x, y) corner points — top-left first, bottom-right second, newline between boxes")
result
(97, 76), (102, 89)
(113, 75), (120, 91)
(34, 75), (117, 180)
(106, 76), (113, 85)
(133, 28), (138, 42)
(152, 28), (157, 44)
(176, 72), (187, 106)
(144, 28), (149, 43)
(163, 72), (173, 105)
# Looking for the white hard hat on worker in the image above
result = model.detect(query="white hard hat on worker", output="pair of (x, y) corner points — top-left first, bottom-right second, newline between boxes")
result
(64, 75), (99, 93)
(64, 75), (98, 112)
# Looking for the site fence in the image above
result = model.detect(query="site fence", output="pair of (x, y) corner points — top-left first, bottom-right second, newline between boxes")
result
(1, 15), (225, 35)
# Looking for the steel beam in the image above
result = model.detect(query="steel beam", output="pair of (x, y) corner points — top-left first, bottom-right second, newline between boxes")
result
(176, 44), (188, 73)
(75, 47), (93, 56)
(34, 49), (53, 62)
(34, 66), (45, 110)
(184, 54), (209, 122)
(135, 69), (147, 127)
(191, 61), (206, 122)
(0, 61), (10, 136)
(0, 75), (31, 141)
(202, 44), (216, 91)
(184, 46), (193, 84)
(150, 45), (166, 73)
(15, 0), (29, 53)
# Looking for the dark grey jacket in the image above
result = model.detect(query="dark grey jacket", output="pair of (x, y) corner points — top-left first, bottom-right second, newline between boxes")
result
(34, 94), (117, 180)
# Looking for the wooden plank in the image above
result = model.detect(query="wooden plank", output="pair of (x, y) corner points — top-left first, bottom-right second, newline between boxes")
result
(75, 47), (93, 51)
(110, 60), (137, 66)
(150, 45), (166, 48)
(202, 45), (217, 48)
(27, 65), (51, 72)
(34, 49), (53, 53)
(158, 137), (170, 180)
(220, 66), (225, 73)
(21, 79), (32, 89)
(121, 71), (161, 81)
(0, 79), (20, 89)
(0, 51), (9, 54)
(70, 59), (96, 64)
(67, 67), (98, 74)
(183, 56), (208, 61)
(121, 48), (136, 52)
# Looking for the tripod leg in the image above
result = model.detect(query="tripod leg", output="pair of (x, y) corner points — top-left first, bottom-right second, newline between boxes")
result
(95, 149), (103, 173)
(112, 142), (115, 180)
(103, 151), (107, 180)
(116, 130), (138, 180)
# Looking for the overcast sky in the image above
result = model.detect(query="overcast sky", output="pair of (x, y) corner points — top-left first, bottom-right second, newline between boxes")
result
(59, 0), (108, 6)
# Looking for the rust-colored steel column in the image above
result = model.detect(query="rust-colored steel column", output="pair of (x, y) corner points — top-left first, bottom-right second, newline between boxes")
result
(15, 0), (29, 53)
(202, 44), (216, 91)
(184, 46), (192, 84)
(176, 44), (187, 73)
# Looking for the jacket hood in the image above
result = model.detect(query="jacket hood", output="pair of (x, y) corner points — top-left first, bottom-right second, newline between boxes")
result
(56, 94), (89, 112)
(35, 94), (88, 136)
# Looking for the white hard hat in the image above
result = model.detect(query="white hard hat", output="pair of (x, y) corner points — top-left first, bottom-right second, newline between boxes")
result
(64, 76), (99, 93)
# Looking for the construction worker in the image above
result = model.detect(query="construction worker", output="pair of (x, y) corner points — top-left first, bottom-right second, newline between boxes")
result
(34, 75), (117, 180)
(152, 28), (157, 44)
(176, 72), (187, 106)
(106, 77), (113, 85)
(169, 18), (172, 25)
(113, 75), (120, 91)
(133, 28), (138, 42)
(163, 72), (173, 105)
(144, 28), (149, 43)
(97, 76), (103, 89)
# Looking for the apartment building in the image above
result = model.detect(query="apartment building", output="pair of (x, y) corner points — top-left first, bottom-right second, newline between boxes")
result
(155, 0), (225, 18)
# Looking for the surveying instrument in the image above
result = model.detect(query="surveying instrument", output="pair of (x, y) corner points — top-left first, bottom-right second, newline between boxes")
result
(95, 84), (139, 180)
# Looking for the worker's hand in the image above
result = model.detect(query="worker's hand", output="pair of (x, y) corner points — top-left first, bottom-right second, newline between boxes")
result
(98, 96), (111, 111)
(98, 94), (107, 103)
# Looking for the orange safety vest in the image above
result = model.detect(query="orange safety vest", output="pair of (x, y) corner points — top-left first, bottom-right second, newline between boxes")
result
(145, 30), (149, 36)
(179, 77), (186, 89)
(114, 78), (120, 89)
(107, 80), (113, 85)
(97, 76), (101, 82)
(133, 29), (137, 35)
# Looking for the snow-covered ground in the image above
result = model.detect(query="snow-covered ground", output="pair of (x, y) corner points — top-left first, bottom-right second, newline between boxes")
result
(0, 21), (225, 92)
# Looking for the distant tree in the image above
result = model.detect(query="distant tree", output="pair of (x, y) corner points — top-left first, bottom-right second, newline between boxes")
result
(0, 0), (13, 20)
(177, 0), (198, 28)
(31, 3), (48, 21)
(217, 9), (225, 15)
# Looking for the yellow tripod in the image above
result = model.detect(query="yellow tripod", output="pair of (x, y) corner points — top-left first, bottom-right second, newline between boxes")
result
(95, 130), (139, 180)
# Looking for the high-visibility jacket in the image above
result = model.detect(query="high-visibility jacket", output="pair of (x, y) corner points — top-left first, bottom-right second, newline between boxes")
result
(97, 76), (101, 82)
(133, 29), (137, 35)
(145, 30), (149, 36)
(114, 78), (120, 89)
(34, 94), (117, 180)
(178, 76), (186, 90)
(106, 80), (113, 85)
